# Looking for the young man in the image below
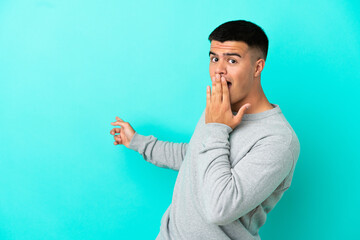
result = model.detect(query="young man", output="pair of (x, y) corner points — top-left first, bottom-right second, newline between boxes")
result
(110, 20), (300, 240)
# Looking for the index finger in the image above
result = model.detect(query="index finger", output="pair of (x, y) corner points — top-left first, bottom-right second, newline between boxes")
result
(111, 121), (126, 127)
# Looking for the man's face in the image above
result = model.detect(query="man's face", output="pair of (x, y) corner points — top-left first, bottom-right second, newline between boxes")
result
(209, 40), (261, 111)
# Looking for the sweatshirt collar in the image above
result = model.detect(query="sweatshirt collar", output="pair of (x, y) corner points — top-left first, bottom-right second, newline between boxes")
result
(232, 103), (281, 121)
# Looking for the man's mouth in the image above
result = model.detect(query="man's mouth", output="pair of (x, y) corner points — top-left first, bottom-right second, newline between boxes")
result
(227, 81), (232, 88)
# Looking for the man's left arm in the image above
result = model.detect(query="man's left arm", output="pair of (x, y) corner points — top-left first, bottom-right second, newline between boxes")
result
(195, 122), (294, 225)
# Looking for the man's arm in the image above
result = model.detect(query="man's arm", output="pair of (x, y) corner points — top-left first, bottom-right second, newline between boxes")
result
(195, 123), (294, 225)
(127, 132), (188, 171)
(110, 116), (188, 171)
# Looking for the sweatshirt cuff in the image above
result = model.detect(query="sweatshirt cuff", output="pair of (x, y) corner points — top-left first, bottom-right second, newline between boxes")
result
(201, 123), (233, 149)
(204, 123), (233, 137)
(128, 132), (150, 152)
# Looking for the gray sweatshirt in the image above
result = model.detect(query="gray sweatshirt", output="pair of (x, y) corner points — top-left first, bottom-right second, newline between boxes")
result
(128, 104), (300, 240)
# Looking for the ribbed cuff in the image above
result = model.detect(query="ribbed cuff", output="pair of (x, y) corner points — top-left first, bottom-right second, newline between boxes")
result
(128, 132), (147, 152)
(204, 123), (233, 138)
(200, 123), (233, 151)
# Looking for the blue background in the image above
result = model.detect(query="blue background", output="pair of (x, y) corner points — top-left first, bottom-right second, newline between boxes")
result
(1, 0), (359, 239)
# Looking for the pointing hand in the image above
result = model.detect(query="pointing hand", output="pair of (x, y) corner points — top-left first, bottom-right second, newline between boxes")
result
(110, 116), (136, 148)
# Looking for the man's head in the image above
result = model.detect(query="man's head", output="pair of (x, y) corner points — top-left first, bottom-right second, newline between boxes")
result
(208, 20), (268, 61)
(208, 20), (269, 112)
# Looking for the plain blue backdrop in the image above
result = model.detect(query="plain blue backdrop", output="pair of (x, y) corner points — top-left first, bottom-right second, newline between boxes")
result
(1, 0), (359, 239)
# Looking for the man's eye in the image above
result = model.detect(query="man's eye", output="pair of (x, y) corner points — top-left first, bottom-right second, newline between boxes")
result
(211, 57), (218, 62)
(229, 59), (237, 64)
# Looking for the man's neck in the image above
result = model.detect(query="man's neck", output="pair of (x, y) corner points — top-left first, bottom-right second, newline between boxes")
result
(231, 86), (273, 114)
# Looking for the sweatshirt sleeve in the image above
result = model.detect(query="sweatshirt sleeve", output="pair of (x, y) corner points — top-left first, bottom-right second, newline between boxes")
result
(128, 132), (189, 171)
(195, 123), (294, 225)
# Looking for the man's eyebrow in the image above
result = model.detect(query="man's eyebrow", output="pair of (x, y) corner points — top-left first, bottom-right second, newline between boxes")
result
(209, 51), (217, 56)
(209, 51), (241, 58)
(224, 53), (242, 58)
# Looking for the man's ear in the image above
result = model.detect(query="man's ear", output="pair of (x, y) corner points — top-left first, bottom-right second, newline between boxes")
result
(254, 58), (265, 78)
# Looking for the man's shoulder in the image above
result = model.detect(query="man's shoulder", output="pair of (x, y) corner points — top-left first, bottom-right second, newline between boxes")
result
(231, 108), (300, 155)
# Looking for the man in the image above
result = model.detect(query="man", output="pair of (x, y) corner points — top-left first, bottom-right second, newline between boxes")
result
(110, 20), (300, 240)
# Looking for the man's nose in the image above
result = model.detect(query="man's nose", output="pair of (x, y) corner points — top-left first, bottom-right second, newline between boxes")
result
(215, 60), (227, 75)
